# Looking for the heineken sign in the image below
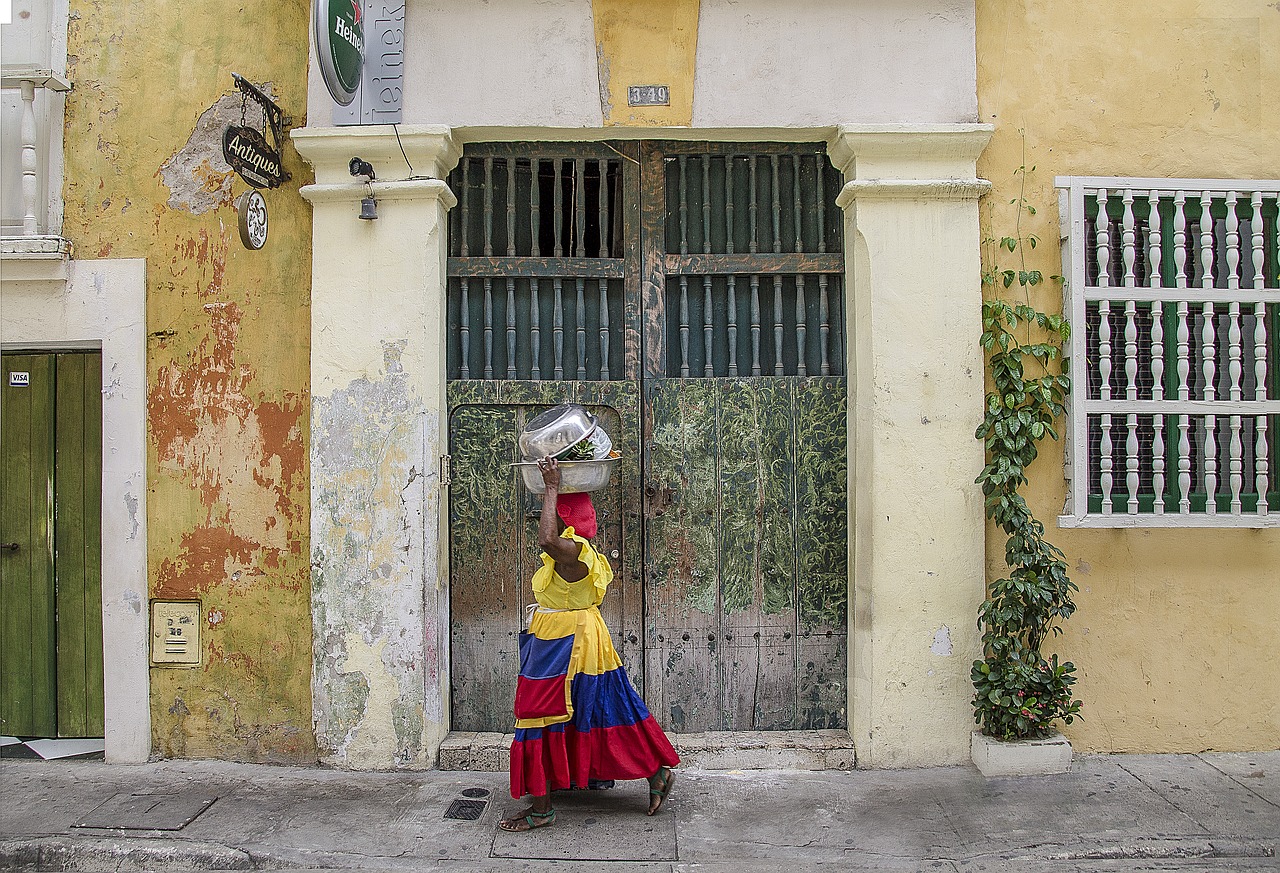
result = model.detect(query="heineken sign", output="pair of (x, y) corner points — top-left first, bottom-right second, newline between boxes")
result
(223, 126), (285, 189)
(315, 0), (364, 106)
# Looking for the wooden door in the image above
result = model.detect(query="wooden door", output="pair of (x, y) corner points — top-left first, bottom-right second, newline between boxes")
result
(446, 142), (847, 733)
(639, 144), (848, 731)
(0, 352), (104, 738)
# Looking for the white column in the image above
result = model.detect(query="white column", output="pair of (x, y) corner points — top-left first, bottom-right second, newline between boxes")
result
(829, 124), (992, 768)
(294, 126), (460, 768)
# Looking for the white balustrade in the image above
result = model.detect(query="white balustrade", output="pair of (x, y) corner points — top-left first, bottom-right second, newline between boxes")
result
(1, 68), (70, 238)
(1058, 176), (1280, 527)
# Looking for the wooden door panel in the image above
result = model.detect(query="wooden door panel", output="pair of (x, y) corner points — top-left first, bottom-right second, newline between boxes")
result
(448, 381), (641, 731)
(642, 376), (847, 731)
(54, 352), (105, 737)
(448, 404), (526, 731)
(794, 377), (848, 634)
(0, 354), (57, 737)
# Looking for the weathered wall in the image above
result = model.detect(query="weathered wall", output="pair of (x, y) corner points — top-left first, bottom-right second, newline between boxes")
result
(62, 0), (316, 761)
(369, 0), (976, 131)
(295, 129), (458, 769)
(976, 0), (1280, 752)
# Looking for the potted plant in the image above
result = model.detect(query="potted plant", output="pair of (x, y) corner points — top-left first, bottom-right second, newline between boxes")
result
(971, 161), (1082, 776)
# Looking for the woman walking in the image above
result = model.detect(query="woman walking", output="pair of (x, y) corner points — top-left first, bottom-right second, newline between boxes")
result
(500, 455), (678, 832)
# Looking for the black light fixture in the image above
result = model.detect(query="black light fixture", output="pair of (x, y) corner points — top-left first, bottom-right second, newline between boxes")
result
(349, 157), (378, 220)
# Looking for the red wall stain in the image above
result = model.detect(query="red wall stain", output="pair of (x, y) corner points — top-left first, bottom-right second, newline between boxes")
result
(156, 523), (260, 600)
(149, 300), (306, 596)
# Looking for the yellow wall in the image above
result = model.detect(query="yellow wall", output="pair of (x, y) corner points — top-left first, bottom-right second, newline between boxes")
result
(976, 1), (1279, 752)
(63, 1), (315, 761)
(592, 0), (699, 126)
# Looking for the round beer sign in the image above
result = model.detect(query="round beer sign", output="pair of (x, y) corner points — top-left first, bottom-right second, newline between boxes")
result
(314, 0), (363, 106)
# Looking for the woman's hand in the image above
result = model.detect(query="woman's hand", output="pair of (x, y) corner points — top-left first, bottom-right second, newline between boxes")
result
(536, 456), (561, 489)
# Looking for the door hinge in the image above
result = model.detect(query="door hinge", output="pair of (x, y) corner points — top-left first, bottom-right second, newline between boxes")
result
(440, 454), (452, 487)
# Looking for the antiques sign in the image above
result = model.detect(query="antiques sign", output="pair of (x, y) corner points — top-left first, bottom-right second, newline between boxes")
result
(223, 126), (285, 189)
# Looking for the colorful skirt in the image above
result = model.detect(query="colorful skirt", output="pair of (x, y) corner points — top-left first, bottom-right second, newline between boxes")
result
(509, 606), (679, 798)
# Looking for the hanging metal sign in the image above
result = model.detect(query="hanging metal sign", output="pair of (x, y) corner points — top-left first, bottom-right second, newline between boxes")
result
(224, 74), (292, 189)
(314, 0), (364, 107)
(236, 190), (269, 250)
(223, 126), (283, 189)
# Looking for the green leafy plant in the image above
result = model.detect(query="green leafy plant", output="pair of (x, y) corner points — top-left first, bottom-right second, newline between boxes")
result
(972, 159), (1082, 742)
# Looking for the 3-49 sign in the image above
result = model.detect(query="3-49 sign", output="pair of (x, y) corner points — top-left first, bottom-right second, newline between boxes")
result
(314, 0), (364, 106)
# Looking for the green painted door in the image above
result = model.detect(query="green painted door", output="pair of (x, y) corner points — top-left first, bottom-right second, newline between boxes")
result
(446, 142), (847, 733)
(0, 352), (104, 738)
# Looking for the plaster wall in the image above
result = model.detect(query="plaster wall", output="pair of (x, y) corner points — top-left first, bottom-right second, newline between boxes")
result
(308, 0), (977, 130)
(976, 0), (1280, 752)
(0, 259), (149, 763)
(295, 128), (458, 768)
(693, 0), (977, 127)
(61, 0), (316, 761)
(833, 128), (991, 766)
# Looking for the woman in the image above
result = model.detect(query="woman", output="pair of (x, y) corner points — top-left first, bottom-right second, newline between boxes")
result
(500, 455), (679, 832)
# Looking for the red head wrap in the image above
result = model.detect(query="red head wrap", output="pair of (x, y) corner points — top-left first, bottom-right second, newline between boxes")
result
(555, 491), (597, 539)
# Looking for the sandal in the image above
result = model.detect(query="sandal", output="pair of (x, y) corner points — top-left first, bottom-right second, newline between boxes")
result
(647, 766), (675, 816)
(498, 807), (556, 832)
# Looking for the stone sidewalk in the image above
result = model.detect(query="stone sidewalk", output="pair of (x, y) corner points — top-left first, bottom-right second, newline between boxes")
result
(1, 751), (1277, 871)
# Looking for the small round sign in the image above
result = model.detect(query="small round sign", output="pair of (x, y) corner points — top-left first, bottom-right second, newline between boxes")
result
(237, 190), (268, 250)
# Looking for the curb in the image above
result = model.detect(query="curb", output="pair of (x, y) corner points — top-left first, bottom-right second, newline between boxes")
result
(0, 836), (256, 871)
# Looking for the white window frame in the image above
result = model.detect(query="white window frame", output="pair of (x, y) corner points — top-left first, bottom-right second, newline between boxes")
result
(1057, 176), (1280, 528)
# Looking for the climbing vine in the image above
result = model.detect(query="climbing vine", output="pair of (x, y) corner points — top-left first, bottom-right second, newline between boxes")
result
(972, 159), (1083, 741)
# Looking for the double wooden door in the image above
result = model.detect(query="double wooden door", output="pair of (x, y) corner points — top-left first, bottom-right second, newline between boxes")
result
(447, 143), (847, 733)
(0, 352), (104, 738)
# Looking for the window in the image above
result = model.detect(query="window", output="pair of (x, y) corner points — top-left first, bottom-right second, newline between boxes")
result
(1, 0), (70, 239)
(1057, 177), (1280, 527)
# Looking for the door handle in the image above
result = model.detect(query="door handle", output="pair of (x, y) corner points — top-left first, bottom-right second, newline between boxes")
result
(1, 543), (18, 552)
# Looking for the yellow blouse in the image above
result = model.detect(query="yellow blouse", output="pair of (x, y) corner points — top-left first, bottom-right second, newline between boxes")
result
(530, 526), (613, 610)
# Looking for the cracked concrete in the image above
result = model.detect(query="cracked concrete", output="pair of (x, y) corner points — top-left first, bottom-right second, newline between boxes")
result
(0, 751), (1276, 871)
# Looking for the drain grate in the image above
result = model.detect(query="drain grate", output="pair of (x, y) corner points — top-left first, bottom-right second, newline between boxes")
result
(444, 798), (488, 820)
(461, 787), (490, 798)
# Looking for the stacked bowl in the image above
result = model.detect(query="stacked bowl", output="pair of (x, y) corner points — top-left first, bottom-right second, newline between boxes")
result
(514, 404), (620, 494)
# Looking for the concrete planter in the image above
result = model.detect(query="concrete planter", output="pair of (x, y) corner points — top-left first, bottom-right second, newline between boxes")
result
(971, 731), (1072, 777)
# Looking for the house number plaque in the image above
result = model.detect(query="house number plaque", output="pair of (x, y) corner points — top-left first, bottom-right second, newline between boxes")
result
(628, 85), (670, 106)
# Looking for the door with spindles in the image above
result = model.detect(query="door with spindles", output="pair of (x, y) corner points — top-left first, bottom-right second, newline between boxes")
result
(446, 142), (848, 733)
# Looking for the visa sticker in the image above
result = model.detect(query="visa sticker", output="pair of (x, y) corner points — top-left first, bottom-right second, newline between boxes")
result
(8, 372), (30, 387)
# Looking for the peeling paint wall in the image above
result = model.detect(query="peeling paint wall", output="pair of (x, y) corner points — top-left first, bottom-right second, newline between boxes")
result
(62, 0), (315, 761)
(294, 132), (459, 768)
(976, 0), (1280, 752)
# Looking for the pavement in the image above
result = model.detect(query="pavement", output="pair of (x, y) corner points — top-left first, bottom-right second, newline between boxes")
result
(1, 751), (1277, 872)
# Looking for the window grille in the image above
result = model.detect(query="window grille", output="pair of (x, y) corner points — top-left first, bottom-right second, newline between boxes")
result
(446, 145), (627, 381)
(1058, 177), (1280, 526)
(660, 148), (845, 378)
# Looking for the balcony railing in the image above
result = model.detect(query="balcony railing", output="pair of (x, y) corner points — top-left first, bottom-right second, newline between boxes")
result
(1, 67), (70, 240)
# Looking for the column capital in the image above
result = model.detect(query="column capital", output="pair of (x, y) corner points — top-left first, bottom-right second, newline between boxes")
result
(300, 178), (458, 209)
(827, 124), (994, 180)
(836, 178), (992, 208)
(292, 125), (462, 186)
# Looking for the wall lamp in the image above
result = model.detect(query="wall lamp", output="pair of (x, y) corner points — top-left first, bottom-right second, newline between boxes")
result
(349, 157), (378, 220)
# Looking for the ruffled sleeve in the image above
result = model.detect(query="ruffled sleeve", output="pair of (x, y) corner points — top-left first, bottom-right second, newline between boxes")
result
(530, 526), (613, 609)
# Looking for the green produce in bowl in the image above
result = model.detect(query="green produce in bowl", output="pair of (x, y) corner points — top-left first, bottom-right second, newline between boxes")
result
(558, 437), (595, 461)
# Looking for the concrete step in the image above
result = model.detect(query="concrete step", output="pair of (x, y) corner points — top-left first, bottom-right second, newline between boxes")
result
(439, 729), (857, 772)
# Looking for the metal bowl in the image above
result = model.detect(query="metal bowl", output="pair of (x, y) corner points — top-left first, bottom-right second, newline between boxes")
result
(512, 457), (621, 495)
(518, 404), (597, 461)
